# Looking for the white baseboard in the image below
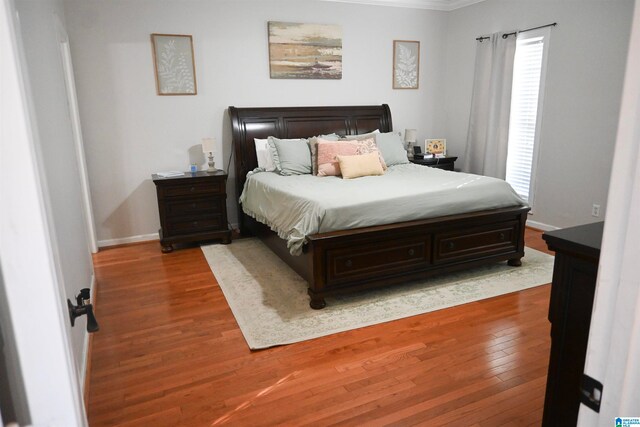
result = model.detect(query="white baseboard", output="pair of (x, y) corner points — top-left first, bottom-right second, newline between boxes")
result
(98, 233), (159, 247)
(97, 224), (240, 248)
(526, 219), (559, 231)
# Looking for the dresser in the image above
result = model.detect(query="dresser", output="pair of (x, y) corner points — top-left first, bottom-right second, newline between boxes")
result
(152, 171), (231, 253)
(541, 222), (603, 426)
(410, 156), (457, 170)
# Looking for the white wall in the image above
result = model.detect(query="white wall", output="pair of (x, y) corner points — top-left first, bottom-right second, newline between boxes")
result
(66, 0), (634, 242)
(64, 0), (449, 243)
(13, 0), (93, 384)
(444, 0), (634, 228)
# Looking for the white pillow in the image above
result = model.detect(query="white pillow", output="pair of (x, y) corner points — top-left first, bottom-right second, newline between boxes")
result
(254, 138), (276, 171)
(343, 129), (380, 140)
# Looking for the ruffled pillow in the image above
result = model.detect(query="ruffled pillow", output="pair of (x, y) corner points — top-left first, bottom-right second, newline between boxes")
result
(267, 136), (311, 175)
(373, 132), (410, 166)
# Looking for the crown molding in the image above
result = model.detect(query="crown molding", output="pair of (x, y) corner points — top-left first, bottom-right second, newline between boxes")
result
(317, 0), (487, 11)
(447, 0), (487, 10)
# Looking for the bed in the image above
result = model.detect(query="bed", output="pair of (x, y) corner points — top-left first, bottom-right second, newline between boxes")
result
(229, 104), (530, 309)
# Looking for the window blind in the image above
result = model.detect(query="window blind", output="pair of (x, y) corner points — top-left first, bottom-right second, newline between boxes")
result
(506, 36), (545, 203)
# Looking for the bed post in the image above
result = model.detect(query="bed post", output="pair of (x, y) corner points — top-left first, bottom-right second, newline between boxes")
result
(508, 209), (528, 266)
(229, 106), (251, 235)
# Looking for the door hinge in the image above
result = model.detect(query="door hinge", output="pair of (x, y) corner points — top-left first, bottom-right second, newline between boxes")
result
(580, 374), (603, 413)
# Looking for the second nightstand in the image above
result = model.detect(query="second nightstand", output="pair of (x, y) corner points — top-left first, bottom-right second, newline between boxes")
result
(152, 170), (232, 253)
(410, 156), (458, 171)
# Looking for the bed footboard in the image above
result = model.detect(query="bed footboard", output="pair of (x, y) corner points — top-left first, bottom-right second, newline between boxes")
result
(305, 206), (529, 309)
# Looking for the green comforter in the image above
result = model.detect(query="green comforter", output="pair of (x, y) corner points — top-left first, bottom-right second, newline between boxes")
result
(240, 163), (526, 255)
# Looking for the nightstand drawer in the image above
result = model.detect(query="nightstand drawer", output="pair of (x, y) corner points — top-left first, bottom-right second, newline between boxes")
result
(325, 237), (430, 287)
(165, 198), (223, 217)
(162, 181), (223, 198)
(167, 215), (224, 235)
(434, 221), (517, 263)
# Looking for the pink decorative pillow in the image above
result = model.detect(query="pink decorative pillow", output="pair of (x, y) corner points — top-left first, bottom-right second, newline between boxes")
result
(354, 138), (387, 170)
(316, 138), (386, 176)
(317, 140), (358, 176)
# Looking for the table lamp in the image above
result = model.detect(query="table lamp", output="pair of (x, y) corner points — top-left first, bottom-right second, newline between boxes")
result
(202, 138), (216, 172)
(404, 129), (417, 158)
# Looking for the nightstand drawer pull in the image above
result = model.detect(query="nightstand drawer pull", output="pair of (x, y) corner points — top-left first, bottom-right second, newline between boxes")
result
(447, 242), (455, 250)
(408, 249), (415, 256)
(190, 187), (196, 192)
(345, 260), (353, 268)
(499, 232), (505, 240)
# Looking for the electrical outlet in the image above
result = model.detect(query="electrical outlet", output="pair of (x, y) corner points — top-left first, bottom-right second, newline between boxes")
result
(592, 204), (601, 217)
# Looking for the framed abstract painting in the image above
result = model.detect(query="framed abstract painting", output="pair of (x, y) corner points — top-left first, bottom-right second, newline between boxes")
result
(268, 22), (342, 80)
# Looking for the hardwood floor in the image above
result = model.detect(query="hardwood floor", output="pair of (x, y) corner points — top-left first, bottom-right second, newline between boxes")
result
(87, 228), (553, 426)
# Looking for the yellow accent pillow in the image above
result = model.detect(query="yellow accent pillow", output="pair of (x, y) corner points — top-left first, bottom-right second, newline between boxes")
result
(336, 151), (385, 179)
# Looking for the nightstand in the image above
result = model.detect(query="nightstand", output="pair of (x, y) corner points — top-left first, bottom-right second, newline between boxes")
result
(152, 171), (231, 253)
(410, 156), (458, 171)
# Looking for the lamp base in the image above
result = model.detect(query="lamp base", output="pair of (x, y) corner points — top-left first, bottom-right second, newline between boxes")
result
(206, 153), (217, 172)
(406, 144), (414, 159)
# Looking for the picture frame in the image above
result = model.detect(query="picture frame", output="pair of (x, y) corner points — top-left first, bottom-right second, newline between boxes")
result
(425, 139), (447, 156)
(151, 34), (197, 95)
(393, 40), (420, 89)
(268, 22), (343, 80)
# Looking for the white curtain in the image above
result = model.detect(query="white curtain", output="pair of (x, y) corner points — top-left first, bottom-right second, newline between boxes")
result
(578, 1), (640, 423)
(462, 32), (517, 179)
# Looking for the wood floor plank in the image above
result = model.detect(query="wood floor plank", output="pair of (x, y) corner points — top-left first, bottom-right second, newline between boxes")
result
(87, 228), (553, 425)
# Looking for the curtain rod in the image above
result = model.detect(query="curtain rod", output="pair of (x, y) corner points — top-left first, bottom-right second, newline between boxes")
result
(475, 22), (557, 42)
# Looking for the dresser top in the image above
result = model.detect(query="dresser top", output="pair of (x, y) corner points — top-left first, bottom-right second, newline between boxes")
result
(542, 222), (604, 260)
(152, 170), (227, 182)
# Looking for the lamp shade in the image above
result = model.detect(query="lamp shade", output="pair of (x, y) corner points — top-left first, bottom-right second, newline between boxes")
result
(404, 129), (417, 143)
(202, 138), (215, 153)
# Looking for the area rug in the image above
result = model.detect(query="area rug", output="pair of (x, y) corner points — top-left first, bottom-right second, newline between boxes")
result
(201, 239), (554, 350)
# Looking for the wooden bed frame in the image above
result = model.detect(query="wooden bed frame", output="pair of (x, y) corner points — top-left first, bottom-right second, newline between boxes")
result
(229, 104), (530, 309)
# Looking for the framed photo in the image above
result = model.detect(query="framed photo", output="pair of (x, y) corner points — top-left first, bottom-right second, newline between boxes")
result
(268, 22), (342, 80)
(151, 34), (197, 95)
(393, 40), (420, 89)
(425, 139), (446, 156)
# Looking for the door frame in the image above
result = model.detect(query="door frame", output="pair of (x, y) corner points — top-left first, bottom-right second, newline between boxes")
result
(54, 14), (98, 254)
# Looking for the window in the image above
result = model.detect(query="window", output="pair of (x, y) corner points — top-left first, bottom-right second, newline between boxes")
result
(506, 28), (550, 206)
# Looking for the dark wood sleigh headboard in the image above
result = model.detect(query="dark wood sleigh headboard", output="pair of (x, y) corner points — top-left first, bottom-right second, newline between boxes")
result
(228, 104), (393, 231)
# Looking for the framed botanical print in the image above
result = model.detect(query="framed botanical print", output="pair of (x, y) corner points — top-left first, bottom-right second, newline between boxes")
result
(393, 40), (420, 89)
(151, 34), (197, 95)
